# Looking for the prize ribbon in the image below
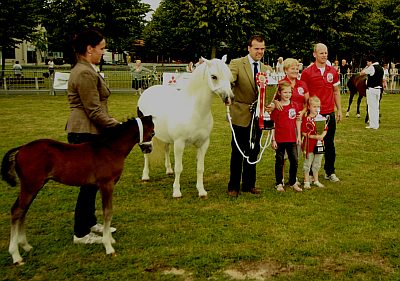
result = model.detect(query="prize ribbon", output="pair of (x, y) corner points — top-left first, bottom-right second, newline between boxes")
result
(256, 72), (268, 129)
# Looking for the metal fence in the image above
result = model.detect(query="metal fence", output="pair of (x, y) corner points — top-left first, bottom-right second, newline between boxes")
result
(1, 69), (399, 94)
(339, 73), (400, 94)
(0, 69), (164, 94)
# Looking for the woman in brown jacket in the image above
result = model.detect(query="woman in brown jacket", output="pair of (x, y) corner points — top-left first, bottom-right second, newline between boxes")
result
(67, 30), (119, 244)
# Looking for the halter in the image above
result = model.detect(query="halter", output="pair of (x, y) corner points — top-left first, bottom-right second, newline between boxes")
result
(135, 118), (144, 144)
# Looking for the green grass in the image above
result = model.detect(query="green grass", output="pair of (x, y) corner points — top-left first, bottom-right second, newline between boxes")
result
(0, 92), (399, 280)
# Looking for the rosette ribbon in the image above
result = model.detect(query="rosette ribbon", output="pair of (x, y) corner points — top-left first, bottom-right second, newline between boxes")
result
(256, 72), (268, 129)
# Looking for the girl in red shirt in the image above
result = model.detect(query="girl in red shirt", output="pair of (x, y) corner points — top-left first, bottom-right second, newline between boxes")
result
(301, 96), (328, 189)
(271, 81), (302, 192)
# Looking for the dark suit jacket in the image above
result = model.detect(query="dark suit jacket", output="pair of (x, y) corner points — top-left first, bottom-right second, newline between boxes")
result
(229, 56), (268, 127)
(66, 60), (118, 134)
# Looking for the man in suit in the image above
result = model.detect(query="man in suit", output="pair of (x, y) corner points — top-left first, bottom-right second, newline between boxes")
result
(227, 34), (268, 197)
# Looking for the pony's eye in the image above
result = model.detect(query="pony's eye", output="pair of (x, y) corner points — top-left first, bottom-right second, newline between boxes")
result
(211, 75), (217, 80)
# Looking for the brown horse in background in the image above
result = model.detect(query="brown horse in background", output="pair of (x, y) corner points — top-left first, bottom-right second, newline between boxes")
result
(1, 116), (154, 265)
(346, 73), (383, 123)
(345, 73), (366, 118)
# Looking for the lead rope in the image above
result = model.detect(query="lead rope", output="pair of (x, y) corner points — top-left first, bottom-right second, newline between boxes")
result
(226, 106), (272, 165)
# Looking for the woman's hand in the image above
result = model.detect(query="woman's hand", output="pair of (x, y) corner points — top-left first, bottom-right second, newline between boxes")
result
(274, 100), (283, 111)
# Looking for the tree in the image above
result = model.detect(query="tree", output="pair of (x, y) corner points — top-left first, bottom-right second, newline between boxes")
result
(377, 0), (400, 63)
(0, 0), (43, 71)
(143, 0), (274, 62)
(42, 0), (150, 62)
(143, 0), (396, 66)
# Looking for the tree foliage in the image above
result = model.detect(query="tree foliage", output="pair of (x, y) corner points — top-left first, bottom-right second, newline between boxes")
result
(2, 0), (400, 66)
(41, 0), (150, 62)
(144, 0), (400, 65)
(0, 0), (43, 69)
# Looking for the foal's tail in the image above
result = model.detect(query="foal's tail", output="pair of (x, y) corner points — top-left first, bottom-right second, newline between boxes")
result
(1, 147), (20, 187)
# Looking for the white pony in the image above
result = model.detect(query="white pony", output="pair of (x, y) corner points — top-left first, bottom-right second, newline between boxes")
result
(137, 55), (234, 198)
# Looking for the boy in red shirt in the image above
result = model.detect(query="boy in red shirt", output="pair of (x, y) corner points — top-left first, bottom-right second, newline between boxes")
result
(271, 81), (302, 192)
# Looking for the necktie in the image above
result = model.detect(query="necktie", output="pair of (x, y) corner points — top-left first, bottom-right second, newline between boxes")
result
(253, 62), (259, 79)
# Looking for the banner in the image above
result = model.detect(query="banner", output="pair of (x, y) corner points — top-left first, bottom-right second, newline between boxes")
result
(53, 72), (70, 90)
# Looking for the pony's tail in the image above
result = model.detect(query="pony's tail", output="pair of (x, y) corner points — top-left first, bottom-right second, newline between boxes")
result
(1, 147), (20, 187)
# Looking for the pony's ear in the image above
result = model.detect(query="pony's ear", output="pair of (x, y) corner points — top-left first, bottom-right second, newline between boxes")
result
(221, 55), (227, 63)
(201, 56), (208, 63)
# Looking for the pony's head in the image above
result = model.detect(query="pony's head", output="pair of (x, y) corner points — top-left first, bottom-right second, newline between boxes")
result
(101, 115), (155, 147)
(190, 55), (234, 105)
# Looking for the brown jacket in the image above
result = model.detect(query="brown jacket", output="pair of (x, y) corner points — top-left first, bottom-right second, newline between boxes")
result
(66, 60), (118, 134)
(229, 56), (268, 127)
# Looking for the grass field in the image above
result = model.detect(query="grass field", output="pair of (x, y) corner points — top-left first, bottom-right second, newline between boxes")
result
(0, 92), (399, 280)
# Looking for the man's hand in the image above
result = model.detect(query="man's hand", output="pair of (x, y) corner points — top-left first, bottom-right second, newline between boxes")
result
(336, 110), (343, 123)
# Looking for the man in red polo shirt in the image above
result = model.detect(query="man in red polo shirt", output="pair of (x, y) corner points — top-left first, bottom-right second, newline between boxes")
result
(301, 43), (342, 183)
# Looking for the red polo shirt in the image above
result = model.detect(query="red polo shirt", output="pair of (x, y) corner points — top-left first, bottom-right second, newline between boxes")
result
(300, 64), (339, 114)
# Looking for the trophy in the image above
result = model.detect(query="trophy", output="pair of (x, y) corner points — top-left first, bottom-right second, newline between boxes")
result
(255, 72), (274, 130)
(313, 109), (327, 154)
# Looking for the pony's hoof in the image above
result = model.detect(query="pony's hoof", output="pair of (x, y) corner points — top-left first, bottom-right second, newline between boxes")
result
(21, 244), (33, 252)
(356, 114), (360, 118)
(199, 195), (208, 200)
(345, 112), (349, 117)
(14, 259), (25, 266)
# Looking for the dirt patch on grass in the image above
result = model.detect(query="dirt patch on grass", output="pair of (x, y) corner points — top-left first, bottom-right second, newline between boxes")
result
(163, 268), (194, 281)
(223, 260), (296, 280)
(222, 253), (394, 280)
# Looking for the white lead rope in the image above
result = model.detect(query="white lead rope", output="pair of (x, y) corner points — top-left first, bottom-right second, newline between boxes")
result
(226, 106), (272, 165)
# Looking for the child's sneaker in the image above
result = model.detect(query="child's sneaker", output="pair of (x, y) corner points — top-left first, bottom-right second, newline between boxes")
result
(303, 182), (311, 189)
(276, 184), (285, 192)
(313, 181), (325, 188)
(325, 174), (340, 182)
(290, 183), (302, 192)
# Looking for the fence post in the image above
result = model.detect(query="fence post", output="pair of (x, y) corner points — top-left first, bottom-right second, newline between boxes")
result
(3, 77), (7, 91)
(35, 77), (39, 90)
